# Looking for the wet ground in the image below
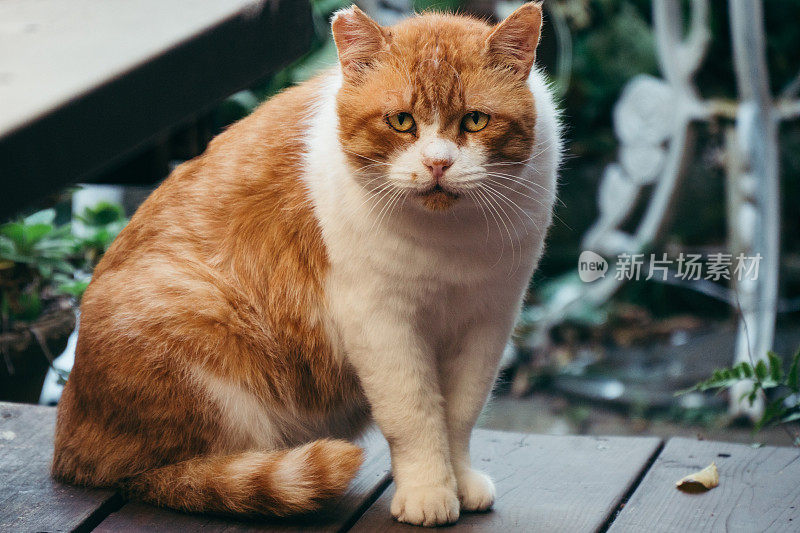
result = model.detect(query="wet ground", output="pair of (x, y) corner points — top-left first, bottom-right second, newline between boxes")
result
(479, 324), (800, 448)
(479, 393), (795, 447)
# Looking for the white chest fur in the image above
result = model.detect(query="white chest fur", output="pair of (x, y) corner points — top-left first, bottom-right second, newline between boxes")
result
(302, 69), (561, 350)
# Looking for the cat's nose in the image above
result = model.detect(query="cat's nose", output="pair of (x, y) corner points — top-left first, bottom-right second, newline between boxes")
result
(423, 158), (453, 181)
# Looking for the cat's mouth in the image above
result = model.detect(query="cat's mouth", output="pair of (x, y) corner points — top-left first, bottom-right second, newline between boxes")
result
(416, 184), (460, 211)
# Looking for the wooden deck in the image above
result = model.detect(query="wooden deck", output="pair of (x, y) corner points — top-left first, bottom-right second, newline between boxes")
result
(1, 402), (798, 532)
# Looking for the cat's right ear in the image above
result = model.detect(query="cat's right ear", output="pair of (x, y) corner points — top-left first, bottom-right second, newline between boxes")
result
(331, 6), (390, 80)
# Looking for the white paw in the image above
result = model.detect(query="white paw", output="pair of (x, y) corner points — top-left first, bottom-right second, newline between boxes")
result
(390, 484), (460, 527)
(457, 469), (495, 512)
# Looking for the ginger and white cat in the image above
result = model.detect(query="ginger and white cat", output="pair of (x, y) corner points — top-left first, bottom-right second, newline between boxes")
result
(53, 2), (561, 527)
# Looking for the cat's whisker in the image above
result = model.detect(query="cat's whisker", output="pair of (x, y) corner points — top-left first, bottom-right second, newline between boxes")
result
(483, 140), (557, 168)
(478, 184), (522, 273)
(471, 188), (506, 269)
(478, 167), (551, 187)
(340, 147), (391, 167)
(482, 174), (552, 199)
(455, 171), (553, 201)
(382, 188), (408, 231)
(382, 188), (407, 230)
(480, 184), (531, 235)
(479, 172), (567, 211)
(358, 181), (395, 211)
(482, 183), (542, 237)
(481, 174), (555, 211)
(373, 187), (403, 233)
(474, 186), (512, 267)
(481, 173), (570, 227)
(355, 175), (386, 190)
(454, 166), (547, 188)
(365, 192), (397, 236)
(483, 159), (543, 183)
(486, 178), (561, 235)
(362, 183), (398, 223)
(353, 162), (388, 175)
(465, 190), (491, 242)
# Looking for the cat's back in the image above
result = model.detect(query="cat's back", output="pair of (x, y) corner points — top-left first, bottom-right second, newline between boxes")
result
(94, 75), (328, 278)
(76, 71), (339, 378)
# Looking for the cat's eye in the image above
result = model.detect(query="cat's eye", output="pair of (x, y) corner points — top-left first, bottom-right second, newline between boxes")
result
(387, 112), (415, 132)
(462, 111), (490, 132)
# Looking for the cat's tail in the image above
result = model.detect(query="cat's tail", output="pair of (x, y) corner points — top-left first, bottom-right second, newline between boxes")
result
(121, 439), (363, 516)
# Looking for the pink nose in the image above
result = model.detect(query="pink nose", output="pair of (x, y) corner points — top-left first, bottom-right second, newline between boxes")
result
(424, 159), (452, 181)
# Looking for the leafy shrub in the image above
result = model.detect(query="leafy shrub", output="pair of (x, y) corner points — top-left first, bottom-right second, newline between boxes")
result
(0, 209), (75, 321)
(0, 202), (128, 326)
(680, 350), (800, 433)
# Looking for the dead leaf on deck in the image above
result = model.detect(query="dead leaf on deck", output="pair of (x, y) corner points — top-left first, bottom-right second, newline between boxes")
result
(676, 462), (719, 493)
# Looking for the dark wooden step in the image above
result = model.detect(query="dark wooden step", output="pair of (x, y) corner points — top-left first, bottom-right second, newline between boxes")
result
(0, 0), (313, 218)
(0, 402), (119, 532)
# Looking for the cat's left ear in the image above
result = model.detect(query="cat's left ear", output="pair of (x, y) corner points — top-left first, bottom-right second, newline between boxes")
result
(486, 1), (543, 80)
(331, 6), (390, 80)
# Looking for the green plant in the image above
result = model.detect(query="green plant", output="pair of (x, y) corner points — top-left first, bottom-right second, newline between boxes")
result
(679, 349), (800, 436)
(0, 201), (127, 400)
(73, 201), (127, 269)
(0, 209), (75, 321)
(0, 202), (128, 323)
(0, 209), (74, 277)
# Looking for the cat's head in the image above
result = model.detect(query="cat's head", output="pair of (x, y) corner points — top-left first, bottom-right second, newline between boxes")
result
(331, 3), (542, 212)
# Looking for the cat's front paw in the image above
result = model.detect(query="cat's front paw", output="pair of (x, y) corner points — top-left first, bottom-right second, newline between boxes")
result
(457, 469), (495, 512)
(390, 484), (460, 527)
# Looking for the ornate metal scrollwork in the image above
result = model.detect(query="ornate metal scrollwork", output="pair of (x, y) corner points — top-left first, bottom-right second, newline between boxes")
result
(525, 0), (798, 419)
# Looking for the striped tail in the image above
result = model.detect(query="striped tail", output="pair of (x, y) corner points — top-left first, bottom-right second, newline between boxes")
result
(122, 439), (363, 516)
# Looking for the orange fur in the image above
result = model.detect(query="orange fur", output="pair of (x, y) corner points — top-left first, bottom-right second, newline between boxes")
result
(334, 10), (538, 175)
(53, 4), (546, 519)
(53, 78), (367, 513)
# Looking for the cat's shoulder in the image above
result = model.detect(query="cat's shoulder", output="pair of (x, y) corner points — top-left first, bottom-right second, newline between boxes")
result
(248, 73), (332, 131)
(199, 72), (333, 160)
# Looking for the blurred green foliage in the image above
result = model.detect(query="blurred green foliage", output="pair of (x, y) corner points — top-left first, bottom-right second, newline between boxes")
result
(72, 202), (127, 271)
(0, 210), (74, 280)
(0, 209), (74, 321)
(415, 0), (462, 11)
(681, 349), (800, 437)
(0, 202), (127, 325)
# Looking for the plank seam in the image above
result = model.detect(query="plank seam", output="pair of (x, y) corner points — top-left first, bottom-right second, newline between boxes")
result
(596, 439), (665, 533)
(72, 492), (126, 533)
(338, 474), (393, 533)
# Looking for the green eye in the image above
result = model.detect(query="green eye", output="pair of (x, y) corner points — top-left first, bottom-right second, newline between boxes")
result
(462, 111), (490, 132)
(387, 112), (415, 132)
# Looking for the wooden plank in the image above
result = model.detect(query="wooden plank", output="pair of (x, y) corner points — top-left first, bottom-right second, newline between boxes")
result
(608, 437), (800, 533)
(94, 429), (392, 532)
(349, 429), (663, 532)
(0, 0), (312, 217)
(0, 401), (120, 532)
